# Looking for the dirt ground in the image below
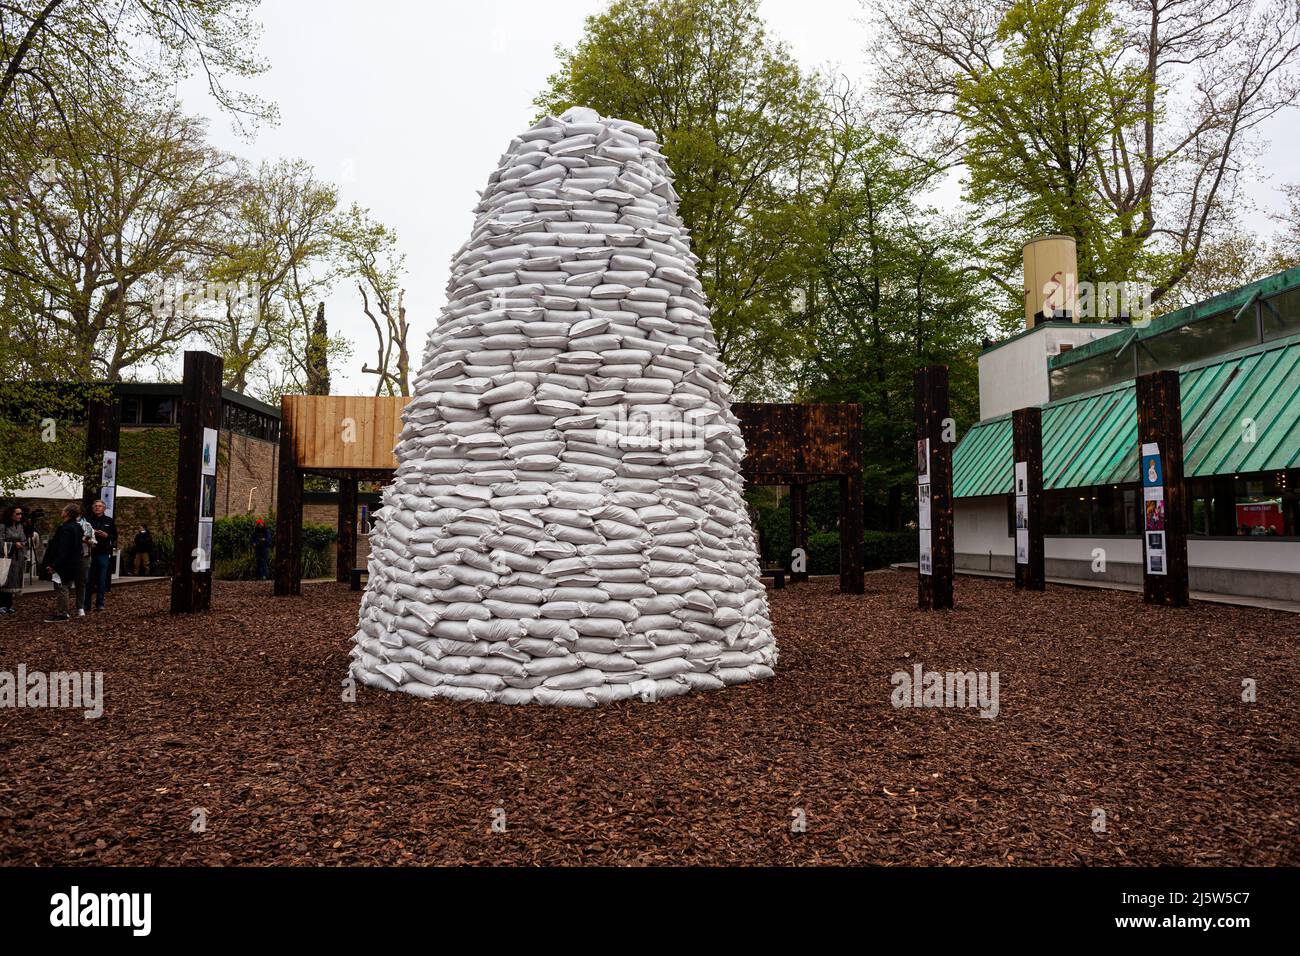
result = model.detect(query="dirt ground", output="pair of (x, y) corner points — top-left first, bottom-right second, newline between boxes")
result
(0, 573), (1296, 865)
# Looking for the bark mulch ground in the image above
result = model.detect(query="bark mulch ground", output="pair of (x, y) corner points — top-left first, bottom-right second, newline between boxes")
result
(1, 573), (1296, 866)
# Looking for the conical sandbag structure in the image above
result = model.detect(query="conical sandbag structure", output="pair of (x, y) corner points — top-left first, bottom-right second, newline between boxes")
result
(350, 107), (776, 706)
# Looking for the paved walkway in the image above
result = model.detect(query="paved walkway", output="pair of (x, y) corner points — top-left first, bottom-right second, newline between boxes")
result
(16, 575), (167, 594)
(891, 563), (1300, 614)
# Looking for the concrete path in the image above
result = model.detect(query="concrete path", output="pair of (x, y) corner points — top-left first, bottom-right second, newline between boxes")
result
(890, 563), (1300, 614)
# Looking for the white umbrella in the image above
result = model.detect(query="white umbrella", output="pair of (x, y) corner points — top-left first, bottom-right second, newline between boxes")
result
(0, 468), (155, 501)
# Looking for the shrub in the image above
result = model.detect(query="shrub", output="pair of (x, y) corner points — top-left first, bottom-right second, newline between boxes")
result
(801, 529), (918, 574)
(210, 514), (336, 580)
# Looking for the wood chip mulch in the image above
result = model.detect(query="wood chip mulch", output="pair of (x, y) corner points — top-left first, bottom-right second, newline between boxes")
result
(1, 573), (1296, 866)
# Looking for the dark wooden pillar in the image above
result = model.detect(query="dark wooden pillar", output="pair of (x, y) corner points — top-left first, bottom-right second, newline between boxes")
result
(915, 365), (954, 609)
(838, 407), (864, 594)
(170, 351), (223, 614)
(81, 392), (120, 515)
(788, 482), (809, 582)
(336, 477), (358, 583)
(1135, 370), (1189, 606)
(1012, 406), (1045, 590)
(274, 399), (303, 596)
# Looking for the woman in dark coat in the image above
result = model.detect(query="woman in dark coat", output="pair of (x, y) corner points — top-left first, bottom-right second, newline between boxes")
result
(0, 504), (33, 614)
(43, 504), (84, 622)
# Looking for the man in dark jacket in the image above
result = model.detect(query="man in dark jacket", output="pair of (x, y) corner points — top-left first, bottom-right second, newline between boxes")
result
(44, 505), (83, 622)
(83, 499), (117, 612)
(133, 525), (153, 575)
(251, 519), (272, 581)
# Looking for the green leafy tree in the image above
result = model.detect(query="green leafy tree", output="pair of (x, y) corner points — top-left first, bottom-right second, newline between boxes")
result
(0, 0), (274, 127)
(536, 0), (826, 396)
(0, 82), (240, 381)
(870, 0), (1300, 311)
(334, 203), (411, 396)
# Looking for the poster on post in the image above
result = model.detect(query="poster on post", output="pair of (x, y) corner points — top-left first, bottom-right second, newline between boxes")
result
(195, 426), (219, 572)
(1014, 460), (1029, 566)
(99, 450), (118, 517)
(1141, 442), (1167, 575)
(196, 519), (213, 572)
(201, 428), (218, 476)
(917, 437), (933, 575)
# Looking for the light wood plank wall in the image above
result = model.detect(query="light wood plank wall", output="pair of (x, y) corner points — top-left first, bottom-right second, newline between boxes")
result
(281, 396), (412, 469)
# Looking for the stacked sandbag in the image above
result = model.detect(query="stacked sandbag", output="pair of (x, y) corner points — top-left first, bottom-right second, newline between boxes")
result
(349, 106), (776, 706)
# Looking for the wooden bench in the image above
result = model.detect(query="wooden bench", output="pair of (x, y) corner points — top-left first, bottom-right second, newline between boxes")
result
(760, 567), (786, 589)
(349, 568), (368, 591)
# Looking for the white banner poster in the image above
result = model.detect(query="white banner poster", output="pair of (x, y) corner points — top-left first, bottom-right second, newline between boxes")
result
(196, 519), (213, 572)
(1145, 531), (1167, 576)
(99, 450), (118, 517)
(918, 482), (931, 531)
(196, 427), (219, 572)
(201, 427), (218, 476)
(919, 529), (933, 576)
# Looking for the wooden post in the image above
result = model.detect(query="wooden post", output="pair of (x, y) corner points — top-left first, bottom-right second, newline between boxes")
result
(838, 410), (865, 594)
(1012, 406), (1045, 590)
(81, 392), (120, 515)
(915, 365), (954, 609)
(1135, 370), (1190, 606)
(336, 476), (357, 583)
(789, 482), (808, 582)
(170, 351), (223, 614)
(274, 398), (303, 596)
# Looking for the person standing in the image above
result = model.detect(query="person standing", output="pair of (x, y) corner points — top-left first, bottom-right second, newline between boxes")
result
(0, 505), (34, 615)
(133, 525), (153, 575)
(44, 505), (83, 622)
(251, 519), (272, 581)
(83, 499), (117, 613)
(72, 511), (93, 617)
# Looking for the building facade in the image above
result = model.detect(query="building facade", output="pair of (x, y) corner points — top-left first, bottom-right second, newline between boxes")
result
(952, 262), (1300, 601)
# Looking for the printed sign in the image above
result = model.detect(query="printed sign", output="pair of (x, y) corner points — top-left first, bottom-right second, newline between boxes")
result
(200, 474), (218, 520)
(919, 529), (932, 576)
(1145, 531), (1166, 576)
(1014, 460), (1029, 566)
(1141, 443), (1163, 488)
(918, 482), (931, 531)
(201, 428), (218, 476)
(196, 519), (213, 572)
(99, 450), (118, 517)
(196, 426), (219, 572)
(1141, 442), (1168, 575)
(916, 439), (930, 485)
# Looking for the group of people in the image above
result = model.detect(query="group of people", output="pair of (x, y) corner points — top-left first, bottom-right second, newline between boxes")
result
(0, 500), (121, 621)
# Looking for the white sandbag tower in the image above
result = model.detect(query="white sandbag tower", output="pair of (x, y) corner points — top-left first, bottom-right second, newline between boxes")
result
(350, 107), (776, 706)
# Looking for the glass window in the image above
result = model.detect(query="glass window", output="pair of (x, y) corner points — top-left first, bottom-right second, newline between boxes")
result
(1050, 350), (1136, 400)
(120, 396), (141, 425)
(1138, 310), (1258, 373)
(1262, 287), (1300, 342)
(141, 397), (176, 424)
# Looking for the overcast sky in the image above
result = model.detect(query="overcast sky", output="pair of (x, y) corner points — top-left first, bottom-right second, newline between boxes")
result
(177, 0), (1297, 394)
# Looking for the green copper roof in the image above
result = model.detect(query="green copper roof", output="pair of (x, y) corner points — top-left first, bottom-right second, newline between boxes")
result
(953, 333), (1300, 497)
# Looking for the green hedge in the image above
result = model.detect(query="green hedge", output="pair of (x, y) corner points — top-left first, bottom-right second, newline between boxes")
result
(211, 514), (336, 581)
(796, 530), (918, 574)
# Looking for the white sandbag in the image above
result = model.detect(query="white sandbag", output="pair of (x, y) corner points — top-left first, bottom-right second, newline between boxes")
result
(349, 107), (776, 706)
